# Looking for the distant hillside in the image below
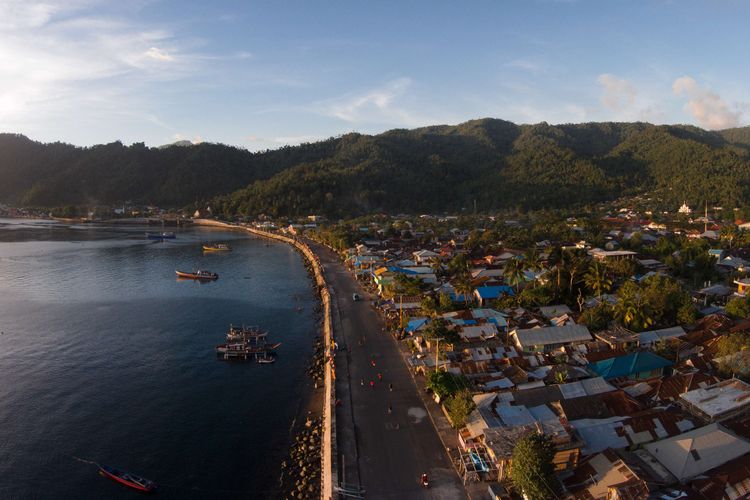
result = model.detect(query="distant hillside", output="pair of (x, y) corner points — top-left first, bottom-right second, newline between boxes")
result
(2, 119), (750, 214)
(0, 134), (337, 207)
(213, 119), (750, 217)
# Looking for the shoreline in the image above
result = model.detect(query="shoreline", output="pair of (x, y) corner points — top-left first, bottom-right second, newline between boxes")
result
(192, 218), (336, 499)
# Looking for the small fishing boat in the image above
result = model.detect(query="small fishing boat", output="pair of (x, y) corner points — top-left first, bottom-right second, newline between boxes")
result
(226, 325), (268, 342)
(98, 464), (157, 493)
(202, 243), (231, 252)
(175, 270), (218, 280)
(146, 231), (176, 240)
(257, 356), (276, 364)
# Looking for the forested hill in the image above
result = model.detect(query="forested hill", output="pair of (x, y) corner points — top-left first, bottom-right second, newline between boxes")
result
(213, 119), (750, 217)
(0, 134), (338, 207)
(3, 119), (750, 214)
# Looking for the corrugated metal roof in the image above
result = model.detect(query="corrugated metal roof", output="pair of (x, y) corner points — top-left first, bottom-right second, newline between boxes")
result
(589, 351), (672, 379)
(513, 324), (592, 349)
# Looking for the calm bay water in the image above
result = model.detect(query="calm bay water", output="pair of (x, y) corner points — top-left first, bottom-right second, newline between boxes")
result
(0, 219), (317, 499)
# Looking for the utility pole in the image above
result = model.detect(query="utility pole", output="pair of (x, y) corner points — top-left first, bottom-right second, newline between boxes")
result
(435, 337), (444, 372)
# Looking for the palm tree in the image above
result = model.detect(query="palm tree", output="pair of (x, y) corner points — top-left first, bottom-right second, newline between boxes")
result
(585, 261), (613, 300)
(429, 256), (444, 278)
(613, 282), (654, 331)
(504, 257), (526, 293)
(523, 248), (543, 273)
(559, 251), (587, 300)
(720, 225), (739, 249)
(454, 271), (475, 308)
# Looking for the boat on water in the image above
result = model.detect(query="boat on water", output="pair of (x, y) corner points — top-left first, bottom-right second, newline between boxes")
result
(215, 341), (281, 354)
(226, 326), (268, 343)
(202, 243), (231, 252)
(98, 464), (157, 493)
(146, 231), (176, 240)
(257, 356), (276, 364)
(175, 270), (218, 280)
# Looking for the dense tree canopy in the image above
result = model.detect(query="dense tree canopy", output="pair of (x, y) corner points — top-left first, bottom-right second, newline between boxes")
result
(5, 119), (750, 214)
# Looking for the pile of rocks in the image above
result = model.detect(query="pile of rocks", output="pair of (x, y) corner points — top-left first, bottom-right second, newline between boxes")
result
(305, 336), (325, 385)
(280, 415), (322, 499)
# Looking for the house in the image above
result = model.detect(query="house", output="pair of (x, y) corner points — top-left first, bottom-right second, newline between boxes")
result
(412, 249), (439, 264)
(687, 452), (750, 499)
(708, 248), (726, 260)
(734, 277), (750, 296)
(588, 351), (672, 380)
(474, 285), (515, 306)
(595, 325), (640, 350)
(538, 304), (573, 319)
(643, 423), (750, 482)
(637, 326), (686, 347)
(564, 449), (649, 500)
(679, 379), (750, 423)
(511, 324), (592, 353)
(589, 248), (637, 261)
(571, 410), (695, 455)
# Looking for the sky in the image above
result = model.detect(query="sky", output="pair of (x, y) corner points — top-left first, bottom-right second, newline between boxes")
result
(1, 0), (749, 151)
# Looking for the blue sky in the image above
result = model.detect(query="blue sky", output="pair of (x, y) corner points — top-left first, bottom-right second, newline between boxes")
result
(1, 0), (748, 150)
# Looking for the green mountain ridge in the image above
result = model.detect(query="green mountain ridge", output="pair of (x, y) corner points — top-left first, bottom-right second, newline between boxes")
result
(2, 119), (750, 215)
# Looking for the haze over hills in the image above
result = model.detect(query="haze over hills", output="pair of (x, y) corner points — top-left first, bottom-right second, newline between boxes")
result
(2, 119), (750, 216)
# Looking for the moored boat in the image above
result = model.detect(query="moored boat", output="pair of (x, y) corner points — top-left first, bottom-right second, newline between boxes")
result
(98, 464), (157, 493)
(202, 243), (231, 251)
(175, 270), (218, 280)
(146, 231), (176, 240)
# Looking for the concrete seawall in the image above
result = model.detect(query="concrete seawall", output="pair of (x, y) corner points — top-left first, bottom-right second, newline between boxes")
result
(193, 219), (337, 499)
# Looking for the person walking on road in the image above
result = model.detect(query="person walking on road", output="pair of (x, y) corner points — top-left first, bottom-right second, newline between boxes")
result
(370, 380), (375, 389)
(377, 372), (382, 381)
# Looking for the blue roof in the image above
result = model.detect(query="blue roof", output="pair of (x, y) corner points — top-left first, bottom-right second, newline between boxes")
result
(589, 351), (672, 379)
(475, 285), (515, 299)
(405, 317), (429, 333)
(388, 266), (418, 275)
(449, 292), (471, 302)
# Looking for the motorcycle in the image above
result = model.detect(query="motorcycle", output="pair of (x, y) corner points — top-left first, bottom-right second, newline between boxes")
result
(420, 474), (429, 488)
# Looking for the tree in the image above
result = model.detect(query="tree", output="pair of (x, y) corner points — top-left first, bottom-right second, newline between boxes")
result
(438, 292), (454, 312)
(726, 296), (750, 319)
(584, 261), (612, 299)
(579, 303), (613, 332)
(454, 272), (475, 307)
(613, 281), (654, 331)
(426, 371), (464, 400)
(444, 389), (475, 428)
(428, 256), (444, 278)
(420, 295), (438, 316)
(510, 433), (561, 500)
(504, 257), (525, 293)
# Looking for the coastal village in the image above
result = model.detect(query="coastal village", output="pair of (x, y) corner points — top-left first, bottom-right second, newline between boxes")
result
(278, 200), (750, 499)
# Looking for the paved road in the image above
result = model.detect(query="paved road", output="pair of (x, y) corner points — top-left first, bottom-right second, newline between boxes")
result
(308, 242), (466, 500)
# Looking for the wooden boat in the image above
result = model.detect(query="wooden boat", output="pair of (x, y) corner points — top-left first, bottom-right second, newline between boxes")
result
(98, 464), (156, 493)
(215, 342), (281, 354)
(202, 243), (231, 252)
(226, 327), (268, 343)
(257, 356), (276, 364)
(175, 270), (218, 280)
(146, 231), (175, 240)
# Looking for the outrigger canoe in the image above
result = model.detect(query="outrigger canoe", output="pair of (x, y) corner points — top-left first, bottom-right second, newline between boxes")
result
(98, 464), (157, 493)
(175, 270), (218, 280)
(202, 243), (231, 251)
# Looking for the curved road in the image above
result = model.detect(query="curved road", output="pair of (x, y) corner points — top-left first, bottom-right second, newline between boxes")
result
(308, 241), (465, 500)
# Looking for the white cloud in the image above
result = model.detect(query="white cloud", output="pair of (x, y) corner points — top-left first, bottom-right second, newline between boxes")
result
(145, 47), (174, 62)
(597, 73), (636, 111)
(318, 78), (426, 128)
(672, 75), (741, 129)
(0, 1), (215, 140)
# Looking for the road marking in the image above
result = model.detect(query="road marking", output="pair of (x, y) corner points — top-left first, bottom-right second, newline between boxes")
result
(407, 407), (427, 424)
